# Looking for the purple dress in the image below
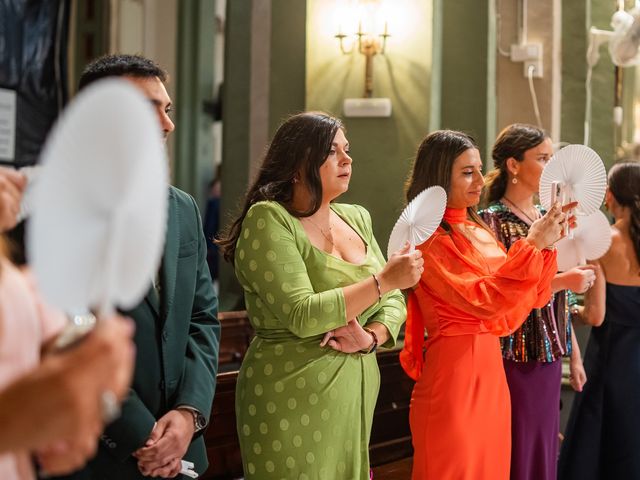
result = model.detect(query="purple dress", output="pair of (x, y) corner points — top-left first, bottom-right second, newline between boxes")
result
(480, 202), (575, 480)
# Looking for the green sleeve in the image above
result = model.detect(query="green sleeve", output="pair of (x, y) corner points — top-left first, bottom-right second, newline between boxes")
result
(367, 291), (406, 349)
(356, 205), (407, 348)
(174, 195), (220, 424)
(101, 389), (156, 461)
(236, 202), (347, 337)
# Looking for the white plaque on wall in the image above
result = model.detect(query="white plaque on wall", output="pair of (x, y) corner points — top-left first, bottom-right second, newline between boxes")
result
(0, 88), (17, 163)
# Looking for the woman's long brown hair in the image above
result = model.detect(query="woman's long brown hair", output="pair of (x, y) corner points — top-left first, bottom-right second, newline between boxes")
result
(608, 161), (640, 266)
(482, 123), (547, 207)
(404, 130), (491, 233)
(217, 112), (343, 264)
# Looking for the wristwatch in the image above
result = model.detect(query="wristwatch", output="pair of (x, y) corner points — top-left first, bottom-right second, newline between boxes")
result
(180, 407), (207, 433)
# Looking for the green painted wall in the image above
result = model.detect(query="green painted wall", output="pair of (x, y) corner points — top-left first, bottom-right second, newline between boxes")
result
(219, 0), (307, 310)
(561, 1), (616, 168)
(560, 2), (587, 146)
(269, 0), (307, 135)
(439, 0), (495, 161)
(219, 0), (252, 310)
(305, 0), (433, 253)
(175, 0), (216, 207)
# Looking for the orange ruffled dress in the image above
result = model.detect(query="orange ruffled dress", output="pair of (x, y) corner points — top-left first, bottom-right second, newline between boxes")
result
(400, 208), (557, 480)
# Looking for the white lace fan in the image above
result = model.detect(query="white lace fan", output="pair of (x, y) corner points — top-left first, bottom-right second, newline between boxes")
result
(387, 186), (447, 259)
(539, 144), (607, 216)
(556, 210), (612, 272)
(27, 79), (168, 316)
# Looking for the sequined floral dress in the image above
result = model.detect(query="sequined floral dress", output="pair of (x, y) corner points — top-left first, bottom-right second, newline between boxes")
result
(480, 201), (576, 480)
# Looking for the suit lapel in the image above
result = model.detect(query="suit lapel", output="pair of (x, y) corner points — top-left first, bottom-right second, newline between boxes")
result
(161, 187), (179, 324)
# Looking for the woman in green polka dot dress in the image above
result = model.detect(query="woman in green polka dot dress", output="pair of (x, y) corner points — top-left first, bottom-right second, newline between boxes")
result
(218, 112), (423, 479)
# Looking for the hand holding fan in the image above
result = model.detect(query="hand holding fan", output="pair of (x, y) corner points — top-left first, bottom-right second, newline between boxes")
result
(387, 186), (447, 259)
(555, 209), (612, 272)
(539, 144), (607, 215)
(27, 79), (168, 319)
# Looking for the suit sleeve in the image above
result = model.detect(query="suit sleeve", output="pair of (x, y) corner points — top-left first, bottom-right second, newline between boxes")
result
(100, 389), (157, 461)
(173, 195), (220, 425)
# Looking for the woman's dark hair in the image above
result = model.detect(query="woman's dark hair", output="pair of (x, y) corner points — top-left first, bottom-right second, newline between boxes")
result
(483, 123), (547, 205)
(404, 130), (489, 232)
(218, 111), (343, 263)
(608, 161), (640, 265)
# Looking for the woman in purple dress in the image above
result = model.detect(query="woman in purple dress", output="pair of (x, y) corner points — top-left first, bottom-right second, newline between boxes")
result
(479, 124), (596, 480)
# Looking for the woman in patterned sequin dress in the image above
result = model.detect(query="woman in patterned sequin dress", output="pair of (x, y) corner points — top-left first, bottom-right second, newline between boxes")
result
(218, 112), (422, 479)
(480, 124), (595, 480)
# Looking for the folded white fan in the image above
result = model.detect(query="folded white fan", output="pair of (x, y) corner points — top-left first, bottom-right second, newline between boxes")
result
(28, 79), (168, 315)
(387, 186), (447, 259)
(556, 210), (612, 272)
(539, 144), (607, 216)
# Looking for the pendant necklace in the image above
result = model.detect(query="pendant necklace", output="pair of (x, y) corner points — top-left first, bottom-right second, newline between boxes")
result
(502, 197), (539, 224)
(304, 215), (334, 247)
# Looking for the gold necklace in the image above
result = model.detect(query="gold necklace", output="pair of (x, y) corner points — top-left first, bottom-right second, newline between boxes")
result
(303, 215), (334, 247)
(502, 197), (539, 224)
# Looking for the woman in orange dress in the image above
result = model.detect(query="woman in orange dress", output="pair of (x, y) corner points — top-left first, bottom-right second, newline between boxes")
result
(400, 130), (572, 479)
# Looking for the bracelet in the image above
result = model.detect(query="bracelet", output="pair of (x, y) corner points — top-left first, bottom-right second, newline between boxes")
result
(361, 327), (379, 354)
(372, 274), (382, 300)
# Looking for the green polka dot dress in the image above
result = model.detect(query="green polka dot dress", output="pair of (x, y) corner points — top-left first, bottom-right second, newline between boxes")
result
(234, 201), (406, 479)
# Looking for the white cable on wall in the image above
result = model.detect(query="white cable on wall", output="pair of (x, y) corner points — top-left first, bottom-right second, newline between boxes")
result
(527, 64), (543, 128)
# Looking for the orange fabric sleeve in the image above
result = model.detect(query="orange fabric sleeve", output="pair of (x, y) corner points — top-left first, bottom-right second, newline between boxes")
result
(400, 232), (557, 380)
(399, 291), (424, 381)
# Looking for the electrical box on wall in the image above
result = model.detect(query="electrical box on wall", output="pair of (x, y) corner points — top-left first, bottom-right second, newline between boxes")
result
(343, 98), (392, 118)
(510, 42), (543, 78)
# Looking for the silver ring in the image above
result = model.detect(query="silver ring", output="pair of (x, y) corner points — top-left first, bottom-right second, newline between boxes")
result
(100, 390), (121, 423)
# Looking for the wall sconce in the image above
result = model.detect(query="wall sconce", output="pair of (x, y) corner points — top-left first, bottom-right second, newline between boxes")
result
(335, 1), (392, 117)
(336, 21), (389, 98)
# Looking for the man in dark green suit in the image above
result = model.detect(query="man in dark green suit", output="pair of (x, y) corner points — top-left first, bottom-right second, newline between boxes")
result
(52, 54), (220, 479)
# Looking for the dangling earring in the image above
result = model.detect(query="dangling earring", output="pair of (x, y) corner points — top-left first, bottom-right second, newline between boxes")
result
(512, 175), (518, 184)
(292, 177), (299, 184)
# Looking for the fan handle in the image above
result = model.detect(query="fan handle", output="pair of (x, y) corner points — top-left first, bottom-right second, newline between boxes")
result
(409, 225), (416, 253)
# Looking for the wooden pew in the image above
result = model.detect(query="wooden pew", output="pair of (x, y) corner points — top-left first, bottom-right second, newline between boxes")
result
(370, 348), (415, 477)
(202, 370), (243, 479)
(217, 311), (254, 372)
